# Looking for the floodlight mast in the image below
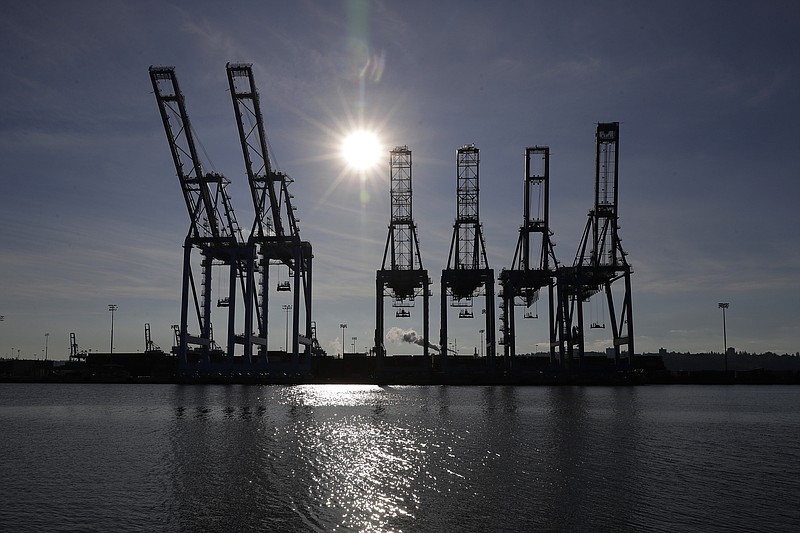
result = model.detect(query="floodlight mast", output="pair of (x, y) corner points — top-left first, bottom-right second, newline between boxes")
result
(719, 302), (729, 372)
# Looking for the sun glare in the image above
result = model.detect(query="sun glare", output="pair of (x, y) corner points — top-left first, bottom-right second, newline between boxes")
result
(341, 130), (382, 170)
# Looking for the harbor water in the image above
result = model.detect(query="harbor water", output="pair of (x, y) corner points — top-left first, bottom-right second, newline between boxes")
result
(1, 383), (799, 531)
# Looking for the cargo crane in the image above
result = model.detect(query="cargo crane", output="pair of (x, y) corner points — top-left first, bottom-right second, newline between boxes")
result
(375, 146), (431, 367)
(149, 66), (248, 376)
(440, 144), (495, 371)
(144, 323), (161, 353)
(226, 63), (313, 371)
(557, 122), (634, 368)
(498, 147), (561, 369)
(69, 332), (86, 361)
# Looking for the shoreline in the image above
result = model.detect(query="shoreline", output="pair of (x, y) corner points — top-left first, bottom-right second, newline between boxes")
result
(3, 353), (799, 386)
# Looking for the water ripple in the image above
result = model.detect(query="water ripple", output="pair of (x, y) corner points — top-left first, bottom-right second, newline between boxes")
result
(1, 384), (799, 531)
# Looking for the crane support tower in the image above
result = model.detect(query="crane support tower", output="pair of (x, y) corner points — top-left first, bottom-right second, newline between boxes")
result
(557, 122), (634, 368)
(440, 144), (495, 371)
(226, 63), (313, 373)
(498, 147), (560, 369)
(150, 66), (249, 377)
(375, 146), (432, 369)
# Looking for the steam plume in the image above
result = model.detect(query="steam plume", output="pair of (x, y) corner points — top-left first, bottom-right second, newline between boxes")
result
(386, 327), (441, 352)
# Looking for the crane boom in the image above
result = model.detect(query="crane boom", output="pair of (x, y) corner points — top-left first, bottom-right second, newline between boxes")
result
(225, 63), (313, 369)
(226, 63), (301, 242)
(226, 63), (283, 238)
(150, 66), (243, 243)
(150, 65), (250, 375)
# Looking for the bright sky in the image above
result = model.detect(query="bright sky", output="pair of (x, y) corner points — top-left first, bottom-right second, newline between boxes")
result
(1, 1), (798, 359)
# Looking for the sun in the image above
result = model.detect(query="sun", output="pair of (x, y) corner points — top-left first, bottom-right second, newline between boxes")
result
(341, 130), (382, 170)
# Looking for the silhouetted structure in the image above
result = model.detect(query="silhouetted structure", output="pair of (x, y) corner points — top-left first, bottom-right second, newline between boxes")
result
(499, 147), (560, 369)
(150, 64), (314, 378)
(150, 73), (633, 381)
(557, 122), (634, 368)
(150, 66), (248, 376)
(144, 323), (160, 353)
(375, 147), (431, 368)
(440, 144), (495, 371)
(227, 63), (313, 374)
(69, 332), (86, 362)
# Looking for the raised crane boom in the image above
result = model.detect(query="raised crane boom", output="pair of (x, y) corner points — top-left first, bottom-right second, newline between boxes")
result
(149, 66), (242, 243)
(226, 63), (301, 242)
(499, 147), (561, 368)
(149, 65), (248, 375)
(440, 144), (496, 371)
(225, 63), (313, 369)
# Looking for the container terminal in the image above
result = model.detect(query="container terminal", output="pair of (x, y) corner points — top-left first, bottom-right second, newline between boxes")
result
(5, 65), (797, 386)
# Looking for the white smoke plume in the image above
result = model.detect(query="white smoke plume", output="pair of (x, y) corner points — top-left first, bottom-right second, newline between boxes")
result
(386, 327), (441, 352)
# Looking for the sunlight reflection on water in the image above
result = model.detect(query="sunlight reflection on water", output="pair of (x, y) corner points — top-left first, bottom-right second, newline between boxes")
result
(283, 384), (389, 407)
(280, 385), (436, 531)
(2, 384), (799, 531)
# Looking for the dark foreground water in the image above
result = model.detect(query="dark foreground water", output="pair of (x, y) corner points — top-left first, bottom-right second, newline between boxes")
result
(1, 384), (798, 532)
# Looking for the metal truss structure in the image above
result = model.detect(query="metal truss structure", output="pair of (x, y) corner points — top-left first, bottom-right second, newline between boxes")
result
(150, 66), (248, 375)
(440, 144), (495, 371)
(375, 146), (431, 367)
(557, 122), (634, 368)
(498, 147), (560, 369)
(227, 63), (313, 372)
(150, 65), (314, 378)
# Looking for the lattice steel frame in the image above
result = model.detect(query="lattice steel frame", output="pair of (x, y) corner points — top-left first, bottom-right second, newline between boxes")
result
(227, 64), (313, 373)
(558, 122), (634, 369)
(499, 147), (560, 369)
(150, 66), (248, 376)
(440, 144), (495, 371)
(375, 146), (431, 367)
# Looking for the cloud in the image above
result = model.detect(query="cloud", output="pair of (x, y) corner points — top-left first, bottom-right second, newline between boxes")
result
(179, 15), (243, 63)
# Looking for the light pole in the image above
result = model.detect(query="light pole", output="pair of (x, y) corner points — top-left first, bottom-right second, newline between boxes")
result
(718, 302), (729, 372)
(44, 332), (49, 361)
(108, 304), (118, 353)
(479, 329), (485, 358)
(282, 304), (292, 352)
(352, 336), (357, 354)
(340, 323), (347, 357)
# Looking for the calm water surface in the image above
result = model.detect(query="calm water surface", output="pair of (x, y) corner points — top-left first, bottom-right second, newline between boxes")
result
(1, 384), (798, 532)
